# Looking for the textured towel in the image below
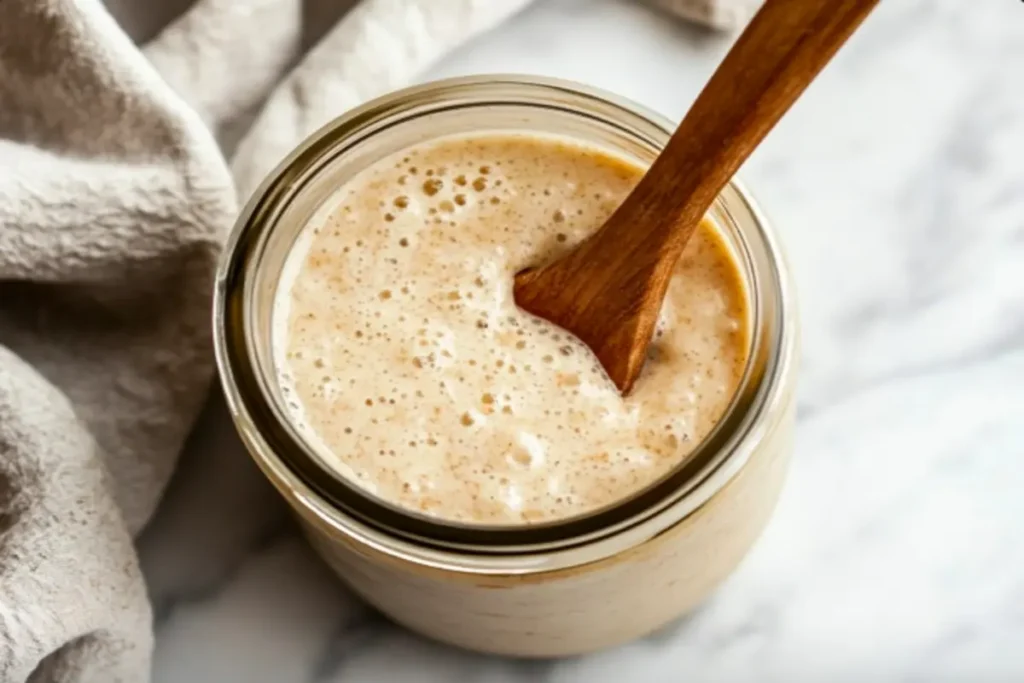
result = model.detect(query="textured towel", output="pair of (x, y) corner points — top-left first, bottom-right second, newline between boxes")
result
(647, 0), (761, 29)
(0, 0), (758, 680)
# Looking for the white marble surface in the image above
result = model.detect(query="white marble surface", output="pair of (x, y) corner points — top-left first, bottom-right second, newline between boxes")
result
(138, 1), (1024, 680)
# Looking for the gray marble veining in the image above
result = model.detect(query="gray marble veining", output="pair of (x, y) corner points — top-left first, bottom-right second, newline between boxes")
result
(140, 0), (1024, 680)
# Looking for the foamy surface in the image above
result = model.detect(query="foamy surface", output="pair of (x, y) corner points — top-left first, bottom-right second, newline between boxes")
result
(274, 133), (748, 524)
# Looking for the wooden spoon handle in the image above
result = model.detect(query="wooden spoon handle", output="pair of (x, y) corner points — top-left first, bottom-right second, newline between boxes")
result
(616, 0), (880, 258)
(514, 0), (879, 395)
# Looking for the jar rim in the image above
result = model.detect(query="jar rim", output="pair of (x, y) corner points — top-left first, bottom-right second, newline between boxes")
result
(214, 74), (794, 558)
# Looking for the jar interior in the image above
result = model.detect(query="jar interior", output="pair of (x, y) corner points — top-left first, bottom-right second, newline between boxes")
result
(225, 78), (780, 551)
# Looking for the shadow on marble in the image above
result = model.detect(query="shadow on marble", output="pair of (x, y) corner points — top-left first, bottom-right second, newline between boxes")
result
(137, 388), (291, 616)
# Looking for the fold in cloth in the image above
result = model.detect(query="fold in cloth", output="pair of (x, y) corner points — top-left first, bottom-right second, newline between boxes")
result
(0, 0), (759, 680)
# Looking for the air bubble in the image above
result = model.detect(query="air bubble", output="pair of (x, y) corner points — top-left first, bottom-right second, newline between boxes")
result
(423, 178), (443, 196)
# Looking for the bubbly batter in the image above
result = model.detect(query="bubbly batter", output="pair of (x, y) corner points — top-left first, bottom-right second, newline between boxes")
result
(274, 133), (748, 524)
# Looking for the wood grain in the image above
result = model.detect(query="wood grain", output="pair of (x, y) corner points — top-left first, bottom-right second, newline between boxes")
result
(514, 0), (879, 394)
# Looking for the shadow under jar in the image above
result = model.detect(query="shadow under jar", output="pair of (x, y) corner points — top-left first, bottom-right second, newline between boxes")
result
(214, 75), (799, 657)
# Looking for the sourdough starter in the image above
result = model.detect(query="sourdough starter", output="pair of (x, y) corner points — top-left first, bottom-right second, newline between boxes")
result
(274, 133), (748, 525)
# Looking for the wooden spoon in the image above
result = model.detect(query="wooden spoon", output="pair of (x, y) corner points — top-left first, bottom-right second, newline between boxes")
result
(514, 0), (879, 394)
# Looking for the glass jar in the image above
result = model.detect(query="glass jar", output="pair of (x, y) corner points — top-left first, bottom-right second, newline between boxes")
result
(214, 75), (798, 657)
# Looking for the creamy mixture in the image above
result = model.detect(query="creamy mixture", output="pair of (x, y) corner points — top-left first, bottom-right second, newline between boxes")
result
(274, 133), (748, 524)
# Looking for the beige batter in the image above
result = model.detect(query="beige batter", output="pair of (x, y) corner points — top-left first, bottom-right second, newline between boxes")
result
(274, 133), (749, 525)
